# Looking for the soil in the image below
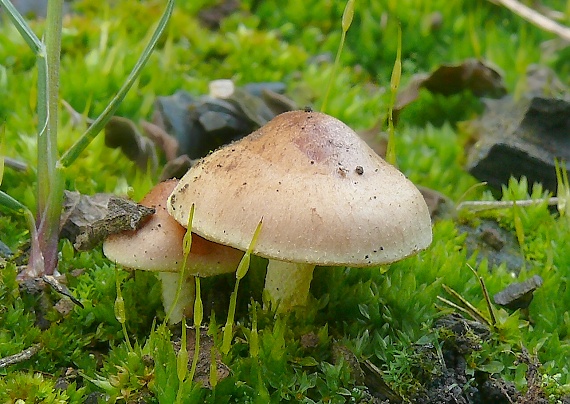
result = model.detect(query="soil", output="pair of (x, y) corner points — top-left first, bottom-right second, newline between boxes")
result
(362, 313), (559, 403)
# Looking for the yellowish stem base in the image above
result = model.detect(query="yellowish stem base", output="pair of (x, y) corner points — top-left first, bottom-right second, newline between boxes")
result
(264, 260), (315, 313)
(157, 271), (195, 324)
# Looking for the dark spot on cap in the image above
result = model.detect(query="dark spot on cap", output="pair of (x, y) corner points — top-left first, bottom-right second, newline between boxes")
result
(304, 106), (313, 113)
(355, 166), (364, 175)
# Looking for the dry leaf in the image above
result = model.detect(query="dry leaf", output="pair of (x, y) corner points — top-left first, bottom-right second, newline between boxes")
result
(159, 155), (195, 181)
(60, 191), (155, 251)
(198, 0), (240, 30)
(395, 59), (506, 118)
(141, 120), (179, 161)
(104, 116), (158, 172)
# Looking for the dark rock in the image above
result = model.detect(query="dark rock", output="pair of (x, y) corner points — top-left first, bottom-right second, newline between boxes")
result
(0, 240), (12, 258)
(467, 97), (570, 193)
(261, 88), (298, 115)
(243, 82), (287, 97)
(493, 275), (543, 310)
(152, 84), (293, 160)
(229, 87), (277, 126)
(153, 91), (202, 158)
(458, 220), (524, 275)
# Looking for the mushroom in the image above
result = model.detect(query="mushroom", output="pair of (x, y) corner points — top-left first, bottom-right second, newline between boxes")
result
(167, 110), (432, 312)
(103, 179), (244, 323)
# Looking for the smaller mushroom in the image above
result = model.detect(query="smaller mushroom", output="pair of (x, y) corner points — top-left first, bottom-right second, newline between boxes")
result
(103, 180), (243, 324)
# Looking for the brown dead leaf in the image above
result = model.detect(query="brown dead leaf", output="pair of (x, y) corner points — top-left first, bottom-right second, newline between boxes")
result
(141, 120), (179, 161)
(60, 191), (155, 251)
(357, 124), (388, 158)
(198, 0), (240, 30)
(105, 116), (158, 172)
(417, 185), (454, 220)
(159, 154), (195, 181)
(395, 59), (506, 118)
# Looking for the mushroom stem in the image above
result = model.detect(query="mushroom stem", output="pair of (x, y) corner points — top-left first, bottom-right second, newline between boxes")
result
(264, 260), (315, 312)
(157, 271), (196, 324)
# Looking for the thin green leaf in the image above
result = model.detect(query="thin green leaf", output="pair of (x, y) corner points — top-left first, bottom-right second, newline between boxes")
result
(0, 0), (43, 54)
(177, 318), (189, 385)
(249, 301), (259, 358)
(441, 284), (491, 327)
(0, 128), (4, 186)
(341, 0), (356, 34)
(467, 263), (497, 328)
(59, 0), (174, 168)
(555, 159), (569, 216)
(0, 190), (29, 213)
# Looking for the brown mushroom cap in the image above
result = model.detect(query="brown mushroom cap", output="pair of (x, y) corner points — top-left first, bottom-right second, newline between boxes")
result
(167, 110), (432, 267)
(103, 179), (243, 276)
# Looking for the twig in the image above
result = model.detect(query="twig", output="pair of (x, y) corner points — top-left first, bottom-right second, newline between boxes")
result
(43, 275), (84, 308)
(0, 344), (41, 368)
(456, 197), (559, 212)
(4, 157), (28, 171)
(489, 0), (570, 41)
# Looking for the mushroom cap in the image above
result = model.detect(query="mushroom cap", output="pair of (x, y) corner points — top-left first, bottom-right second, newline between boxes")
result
(167, 110), (432, 267)
(103, 179), (243, 276)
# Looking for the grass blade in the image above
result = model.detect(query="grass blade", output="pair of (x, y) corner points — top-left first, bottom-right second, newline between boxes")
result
(0, 0), (43, 53)
(59, 0), (174, 168)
